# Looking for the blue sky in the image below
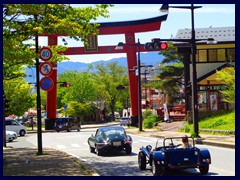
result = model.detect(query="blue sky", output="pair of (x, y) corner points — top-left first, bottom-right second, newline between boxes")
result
(39, 4), (235, 63)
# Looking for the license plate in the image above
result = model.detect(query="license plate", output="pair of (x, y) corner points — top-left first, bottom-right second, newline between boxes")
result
(113, 141), (121, 146)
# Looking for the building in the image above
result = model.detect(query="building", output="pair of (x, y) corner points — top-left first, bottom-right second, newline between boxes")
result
(175, 26), (235, 111)
(140, 26), (235, 115)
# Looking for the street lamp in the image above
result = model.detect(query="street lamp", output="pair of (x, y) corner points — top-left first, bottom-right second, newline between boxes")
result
(160, 4), (202, 137)
(34, 14), (43, 154)
(116, 39), (143, 131)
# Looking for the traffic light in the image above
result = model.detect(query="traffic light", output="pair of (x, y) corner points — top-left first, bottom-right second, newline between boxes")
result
(144, 38), (168, 50)
(60, 82), (70, 87)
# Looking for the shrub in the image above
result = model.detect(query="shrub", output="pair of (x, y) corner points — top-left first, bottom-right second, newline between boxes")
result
(183, 123), (191, 133)
(142, 109), (153, 119)
(143, 114), (159, 129)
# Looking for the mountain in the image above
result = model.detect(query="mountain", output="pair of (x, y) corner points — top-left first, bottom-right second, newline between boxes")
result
(24, 52), (164, 82)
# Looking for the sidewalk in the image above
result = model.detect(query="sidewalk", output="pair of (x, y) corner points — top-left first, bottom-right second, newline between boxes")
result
(3, 121), (235, 176)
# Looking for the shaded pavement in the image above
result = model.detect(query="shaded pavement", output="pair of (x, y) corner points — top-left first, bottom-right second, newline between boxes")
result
(3, 121), (235, 176)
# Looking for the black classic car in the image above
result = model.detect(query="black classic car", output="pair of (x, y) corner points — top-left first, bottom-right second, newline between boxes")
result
(138, 136), (211, 176)
(87, 126), (132, 156)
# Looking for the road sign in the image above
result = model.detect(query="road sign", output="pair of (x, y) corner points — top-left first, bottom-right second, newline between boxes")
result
(39, 47), (52, 61)
(40, 77), (54, 91)
(39, 62), (53, 76)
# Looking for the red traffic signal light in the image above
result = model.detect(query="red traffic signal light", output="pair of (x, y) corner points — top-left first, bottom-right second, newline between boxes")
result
(144, 41), (168, 50)
(66, 83), (70, 88)
(160, 42), (168, 50)
(60, 82), (70, 87)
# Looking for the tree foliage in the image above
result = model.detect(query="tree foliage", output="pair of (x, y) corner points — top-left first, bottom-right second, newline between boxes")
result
(57, 71), (98, 106)
(4, 78), (36, 116)
(3, 4), (112, 115)
(93, 62), (129, 120)
(153, 42), (184, 105)
(64, 101), (93, 123)
(216, 67), (235, 104)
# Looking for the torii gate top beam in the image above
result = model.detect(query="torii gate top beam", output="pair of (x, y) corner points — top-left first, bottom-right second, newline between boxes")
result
(39, 15), (168, 36)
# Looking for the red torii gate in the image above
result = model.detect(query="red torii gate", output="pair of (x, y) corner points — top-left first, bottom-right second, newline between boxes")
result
(43, 15), (167, 129)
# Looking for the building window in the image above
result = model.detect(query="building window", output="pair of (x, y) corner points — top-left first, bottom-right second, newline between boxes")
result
(208, 49), (217, 62)
(217, 49), (226, 62)
(198, 50), (207, 62)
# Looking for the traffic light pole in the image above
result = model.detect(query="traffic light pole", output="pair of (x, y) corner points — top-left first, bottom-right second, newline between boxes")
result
(137, 39), (143, 131)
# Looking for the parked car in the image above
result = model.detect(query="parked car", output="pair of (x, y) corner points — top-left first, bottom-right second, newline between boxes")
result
(5, 118), (27, 136)
(138, 136), (211, 176)
(54, 117), (81, 132)
(120, 117), (131, 126)
(88, 126), (132, 156)
(6, 130), (18, 142)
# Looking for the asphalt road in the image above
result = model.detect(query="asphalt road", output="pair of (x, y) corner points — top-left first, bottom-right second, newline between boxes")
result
(8, 128), (235, 176)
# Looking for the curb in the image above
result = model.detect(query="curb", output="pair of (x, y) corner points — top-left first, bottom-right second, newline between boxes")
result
(195, 139), (235, 149)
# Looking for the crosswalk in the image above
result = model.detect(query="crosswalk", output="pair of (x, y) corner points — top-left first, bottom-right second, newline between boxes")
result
(54, 139), (156, 150)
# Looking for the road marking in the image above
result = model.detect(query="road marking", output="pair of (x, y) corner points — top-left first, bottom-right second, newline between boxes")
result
(56, 145), (67, 149)
(71, 144), (81, 148)
(137, 139), (155, 143)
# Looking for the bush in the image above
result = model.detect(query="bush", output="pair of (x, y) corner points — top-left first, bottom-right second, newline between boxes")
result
(143, 114), (159, 129)
(142, 109), (153, 119)
(183, 123), (191, 133)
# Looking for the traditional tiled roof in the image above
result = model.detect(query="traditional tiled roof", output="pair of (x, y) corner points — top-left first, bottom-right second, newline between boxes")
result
(175, 26), (235, 42)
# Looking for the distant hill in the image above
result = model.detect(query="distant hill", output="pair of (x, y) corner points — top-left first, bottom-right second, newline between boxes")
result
(24, 52), (164, 82)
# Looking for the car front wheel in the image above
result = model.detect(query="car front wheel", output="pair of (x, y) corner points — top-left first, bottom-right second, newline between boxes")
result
(95, 145), (103, 156)
(19, 130), (25, 136)
(125, 145), (132, 154)
(89, 145), (95, 153)
(138, 152), (146, 170)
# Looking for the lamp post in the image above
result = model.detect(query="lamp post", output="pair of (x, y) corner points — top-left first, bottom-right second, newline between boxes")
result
(34, 14), (43, 154)
(160, 4), (202, 137)
(116, 39), (143, 131)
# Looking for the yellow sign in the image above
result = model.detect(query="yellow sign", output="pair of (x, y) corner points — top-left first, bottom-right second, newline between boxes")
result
(84, 35), (98, 52)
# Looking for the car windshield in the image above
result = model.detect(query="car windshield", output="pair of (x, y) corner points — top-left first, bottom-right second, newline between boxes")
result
(56, 119), (67, 124)
(104, 129), (125, 136)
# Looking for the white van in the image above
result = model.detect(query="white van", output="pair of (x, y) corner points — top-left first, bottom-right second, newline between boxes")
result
(5, 118), (27, 136)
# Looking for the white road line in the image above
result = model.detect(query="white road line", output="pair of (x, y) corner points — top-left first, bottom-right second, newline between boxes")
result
(137, 139), (155, 143)
(71, 144), (81, 148)
(56, 145), (67, 149)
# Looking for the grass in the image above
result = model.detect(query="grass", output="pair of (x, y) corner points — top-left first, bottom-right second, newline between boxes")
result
(181, 111), (235, 136)
(199, 111), (235, 130)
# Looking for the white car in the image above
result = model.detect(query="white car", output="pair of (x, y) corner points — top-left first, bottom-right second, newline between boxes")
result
(6, 130), (17, 142)
(120, 117), (131, 126)
(5, 118), (27, 136)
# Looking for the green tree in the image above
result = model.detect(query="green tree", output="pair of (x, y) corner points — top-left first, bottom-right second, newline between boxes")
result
(153, 42), (184, 105)
(93, 62), (129, 121)
(57, 71), (98, 106)
(216, 67), (235, 104)
(65, 101), (93, 124)
(4, 78), (36, 116)
(3, 4), (112, 115)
